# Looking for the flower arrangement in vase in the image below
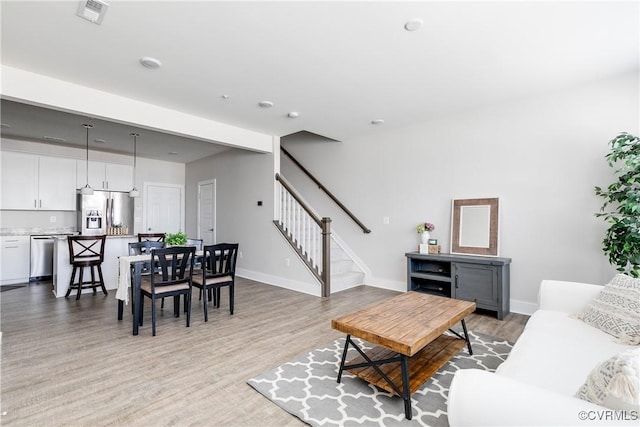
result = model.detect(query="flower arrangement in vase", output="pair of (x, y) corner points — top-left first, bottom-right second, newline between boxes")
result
(417, 222), (435, 244)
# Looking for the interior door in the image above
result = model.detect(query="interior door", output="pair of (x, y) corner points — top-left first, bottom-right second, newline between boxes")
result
(144, 183), (184, 234)
(198, 180), (216, 245)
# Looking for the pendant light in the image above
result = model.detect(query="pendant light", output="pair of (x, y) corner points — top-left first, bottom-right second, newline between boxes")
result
(129, 133), (140, 197)
(79, 124), (94, 195)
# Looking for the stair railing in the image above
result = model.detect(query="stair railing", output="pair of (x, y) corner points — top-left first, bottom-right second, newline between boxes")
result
(281, 146), (371, 234)
(274, 173), (331, 297)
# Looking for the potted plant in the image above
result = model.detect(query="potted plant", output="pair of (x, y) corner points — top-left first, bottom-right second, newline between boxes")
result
(165, 231), (188, 246)
(594, 132), (640, 277)
(417, 221), (435, 244)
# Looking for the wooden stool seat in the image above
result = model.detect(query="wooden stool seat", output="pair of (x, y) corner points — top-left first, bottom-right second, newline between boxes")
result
(66, 235), (107, 300)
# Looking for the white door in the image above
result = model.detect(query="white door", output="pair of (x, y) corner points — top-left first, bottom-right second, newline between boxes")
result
(198, 180), (216, 245)
(144, 183), (184, 234)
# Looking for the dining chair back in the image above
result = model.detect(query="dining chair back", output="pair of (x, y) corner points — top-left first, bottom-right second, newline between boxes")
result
(128, 241), (165, 256)
(186, 238), (204, 251)
(139, 246), (196, 336)
(66, 235), (107, 300)
(138, 233), (166, 243)
(192, 243), (239, 322)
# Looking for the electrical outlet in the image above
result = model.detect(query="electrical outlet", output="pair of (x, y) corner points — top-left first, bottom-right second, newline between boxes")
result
(49, 216), (56, 223)
(238, 251), (243, 259)
(383, 216), (390, 224)
(285, 258), (290, 267)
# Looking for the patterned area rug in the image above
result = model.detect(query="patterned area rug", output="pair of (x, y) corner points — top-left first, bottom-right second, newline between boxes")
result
(248, 331), (512, 426)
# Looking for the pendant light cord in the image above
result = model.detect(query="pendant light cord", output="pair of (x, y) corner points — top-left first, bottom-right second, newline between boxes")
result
(83, 123), (93, 189)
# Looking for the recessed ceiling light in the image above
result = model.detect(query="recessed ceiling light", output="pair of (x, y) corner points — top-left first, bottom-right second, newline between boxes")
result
(94, 138), (106, 144)
(222, 95), (230, 100)
(287, 112), (299, 119)
(140, 56), (162, 69)
(404, 19), (424, 31)
(258, 101), (274, 108)
(371, 119), (385, 125)
(43, 136), (67, 143)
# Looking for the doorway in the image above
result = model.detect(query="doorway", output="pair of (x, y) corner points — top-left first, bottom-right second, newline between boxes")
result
(143, 183), (185, 234)
(197, 179), (216, 245)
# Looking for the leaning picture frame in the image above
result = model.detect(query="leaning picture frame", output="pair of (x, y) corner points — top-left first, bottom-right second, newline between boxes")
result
(450, 197), (499, 256)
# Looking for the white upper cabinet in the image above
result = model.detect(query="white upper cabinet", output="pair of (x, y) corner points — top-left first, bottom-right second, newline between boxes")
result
(1, 151), (76, 210)
(1, 151), (39, 209)
(77, 160), (133, 192)
(39, 156), (77, 210)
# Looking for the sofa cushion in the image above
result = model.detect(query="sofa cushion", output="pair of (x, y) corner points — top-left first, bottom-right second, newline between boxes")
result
(576, 274), (640, 345)
(496, 310), (633, 395)
(575, 348), (640, 411)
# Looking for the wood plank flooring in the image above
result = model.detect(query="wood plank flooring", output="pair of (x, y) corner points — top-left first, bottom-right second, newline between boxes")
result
(0, 279), (528, 426)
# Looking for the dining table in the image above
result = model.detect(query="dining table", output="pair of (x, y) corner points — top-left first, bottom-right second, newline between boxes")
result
(116, 251), (203, 335)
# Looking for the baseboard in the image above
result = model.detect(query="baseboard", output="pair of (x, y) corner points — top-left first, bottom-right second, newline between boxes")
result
(236, 268), (320, 297)
(364, 276), (406, 293)
(235, 270), (539, 315)
(510, 299), (538, 316)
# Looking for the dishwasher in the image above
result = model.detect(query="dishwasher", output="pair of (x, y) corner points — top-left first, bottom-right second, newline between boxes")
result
(30, 235), (56, 281)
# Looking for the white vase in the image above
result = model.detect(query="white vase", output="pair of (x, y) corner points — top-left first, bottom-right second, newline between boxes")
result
(420, 231), (430, 244)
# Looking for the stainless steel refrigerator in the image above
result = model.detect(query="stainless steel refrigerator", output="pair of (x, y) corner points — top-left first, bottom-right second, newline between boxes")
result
(77, 191), (134, 236)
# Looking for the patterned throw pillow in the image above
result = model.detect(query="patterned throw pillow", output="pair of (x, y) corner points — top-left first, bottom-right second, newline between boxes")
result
(576, 348), (640, 411)
(577, 274), (640, 345)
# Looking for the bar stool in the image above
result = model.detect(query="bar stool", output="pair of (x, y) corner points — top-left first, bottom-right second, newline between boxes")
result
(66, 235), (108, 300)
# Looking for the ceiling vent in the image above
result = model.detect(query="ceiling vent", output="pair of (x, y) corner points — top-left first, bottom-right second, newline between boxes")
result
(77, 0), (109, 25)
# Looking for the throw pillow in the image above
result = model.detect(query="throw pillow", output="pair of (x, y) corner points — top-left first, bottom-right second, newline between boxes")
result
(576, 348), (640, 411)
(576, 274), (640, 345)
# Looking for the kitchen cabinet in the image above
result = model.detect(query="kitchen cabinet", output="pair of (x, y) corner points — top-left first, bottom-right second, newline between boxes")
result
(405, 251), (511, 319)
(77, 160), (133, 192)
(1, 236), (30, 285)
(1, 151), (76, 210)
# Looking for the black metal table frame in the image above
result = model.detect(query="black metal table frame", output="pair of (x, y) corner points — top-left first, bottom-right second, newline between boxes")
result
(336, 319), (473, 420)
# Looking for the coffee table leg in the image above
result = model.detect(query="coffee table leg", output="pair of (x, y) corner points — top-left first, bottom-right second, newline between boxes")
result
(401, 354), (412, 420)
(461, 319), (473, 355)
(337, 334), (351, 383)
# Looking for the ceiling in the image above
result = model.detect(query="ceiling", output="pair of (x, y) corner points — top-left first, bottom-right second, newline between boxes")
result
(1, 1), (638, 163)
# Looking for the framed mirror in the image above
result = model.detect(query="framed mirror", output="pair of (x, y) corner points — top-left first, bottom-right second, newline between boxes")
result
(451, 198), (499, 256)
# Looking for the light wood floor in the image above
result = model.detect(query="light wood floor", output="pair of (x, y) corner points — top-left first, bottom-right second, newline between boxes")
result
(0, 279), (529, 426)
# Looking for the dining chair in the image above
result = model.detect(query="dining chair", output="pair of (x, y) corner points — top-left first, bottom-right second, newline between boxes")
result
(138, 233), (166, 243)
(127, 241), (165, 309)
(186, 237), (204, 270)
(138, 246), (196, 336)
(192, 243), (239, 322)
(66, 235), (107, 300)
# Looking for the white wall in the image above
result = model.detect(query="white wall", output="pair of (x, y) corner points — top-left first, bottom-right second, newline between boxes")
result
(0, 138), (184, 235)
(280, 72), (639, 313)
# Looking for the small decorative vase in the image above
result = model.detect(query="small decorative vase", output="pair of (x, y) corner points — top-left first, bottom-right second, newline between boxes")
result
(420, 231), (430, 244)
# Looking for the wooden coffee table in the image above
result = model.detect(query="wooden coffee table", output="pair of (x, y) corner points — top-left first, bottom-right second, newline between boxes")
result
(331, 291), (476, 420)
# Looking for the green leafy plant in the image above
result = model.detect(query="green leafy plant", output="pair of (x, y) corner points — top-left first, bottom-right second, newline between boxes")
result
(595, 132), (640, 277)
(165, 231), (187, 246)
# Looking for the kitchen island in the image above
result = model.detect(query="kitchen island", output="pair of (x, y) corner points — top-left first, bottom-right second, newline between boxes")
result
(53, 235), (136, 298)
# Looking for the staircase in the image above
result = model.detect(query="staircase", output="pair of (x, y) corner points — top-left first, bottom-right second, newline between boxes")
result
(330, 238), (365, 292)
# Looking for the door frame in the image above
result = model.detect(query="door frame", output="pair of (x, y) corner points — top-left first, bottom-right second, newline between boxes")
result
(197, 179), (216, 243)
(142, 182), (185, 233)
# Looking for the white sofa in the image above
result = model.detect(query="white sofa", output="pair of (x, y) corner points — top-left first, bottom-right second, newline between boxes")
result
(448, 279), (639, 426)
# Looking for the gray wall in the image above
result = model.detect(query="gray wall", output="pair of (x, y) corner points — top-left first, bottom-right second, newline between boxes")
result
(280, 72), (639, 313)
(185, 142), (321, 295)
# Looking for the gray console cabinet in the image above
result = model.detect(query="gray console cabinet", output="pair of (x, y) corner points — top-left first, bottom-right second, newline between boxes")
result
(405, 252), (511, 320)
